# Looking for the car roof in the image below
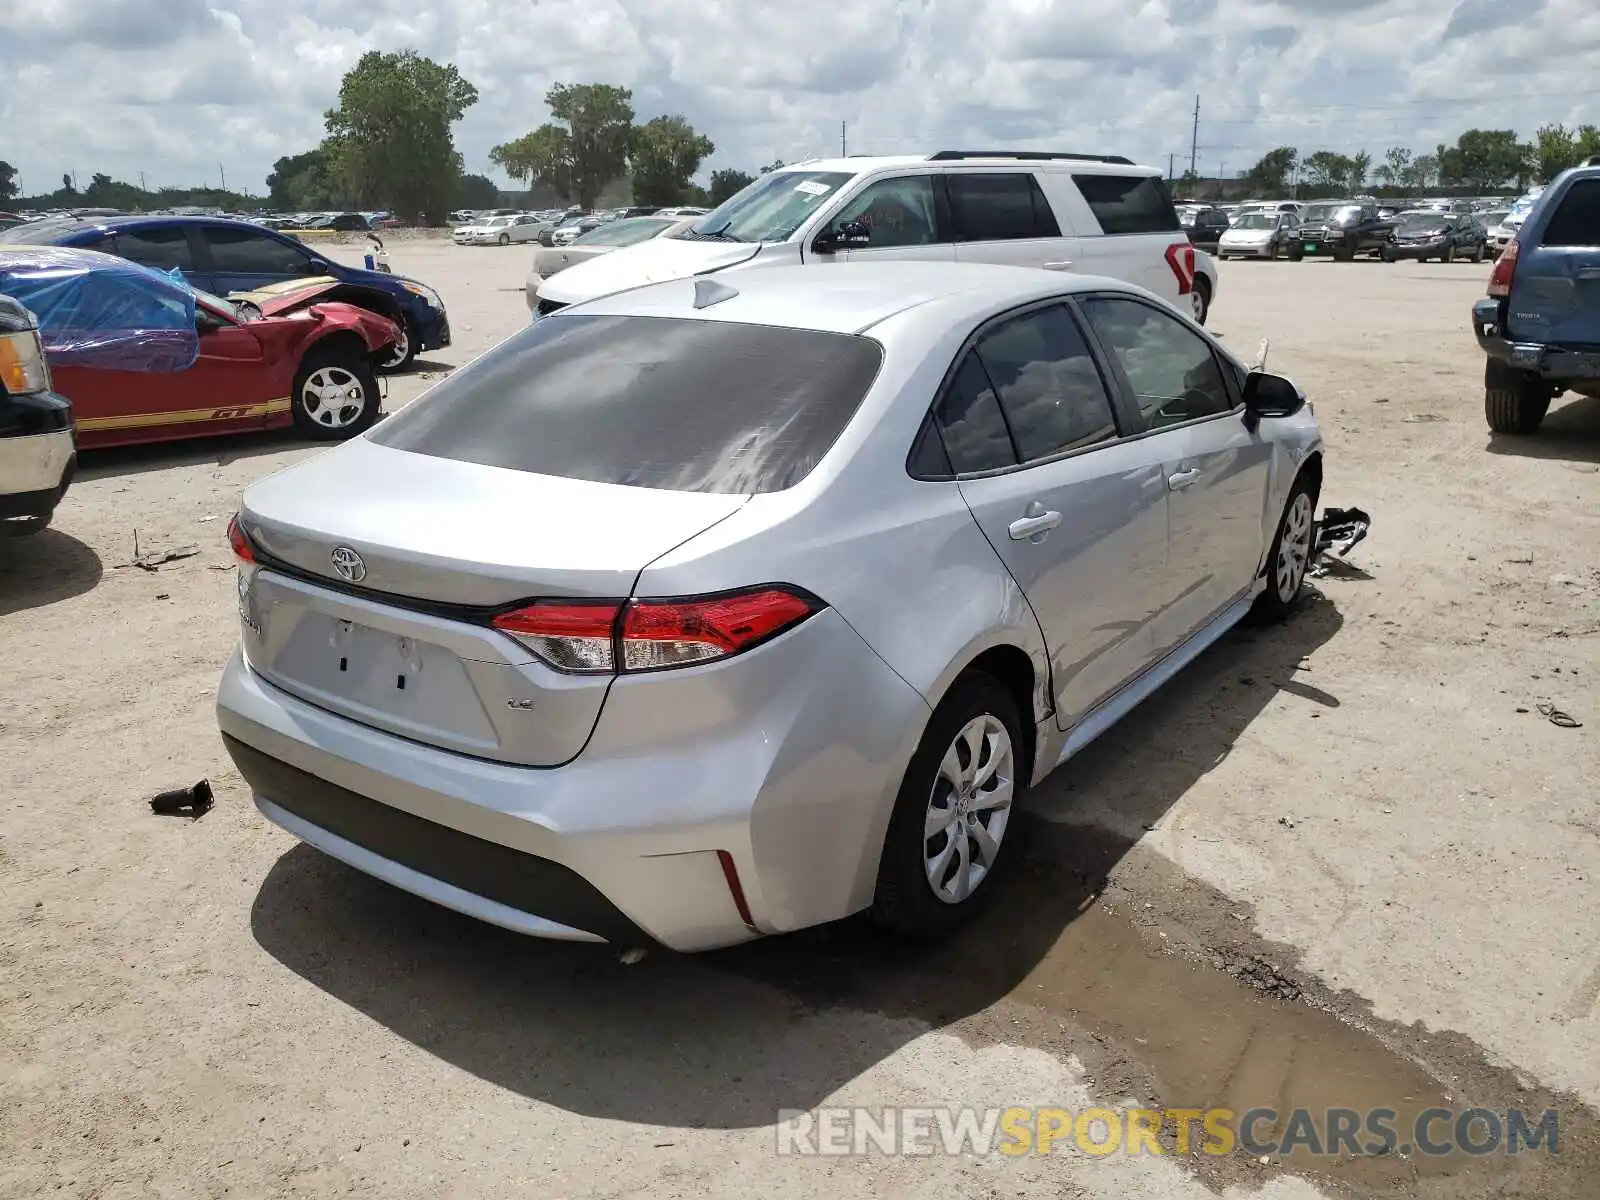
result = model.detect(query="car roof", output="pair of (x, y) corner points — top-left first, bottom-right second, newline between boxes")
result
(774, 153), (1158, 177)
(568, 261), (1155, 336)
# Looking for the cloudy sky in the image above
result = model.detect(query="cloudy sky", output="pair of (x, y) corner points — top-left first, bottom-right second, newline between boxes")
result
(1, 0), (1596, 197)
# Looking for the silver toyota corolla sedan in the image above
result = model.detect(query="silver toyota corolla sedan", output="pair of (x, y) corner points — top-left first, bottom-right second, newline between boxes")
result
(217, 262), (1323, 952)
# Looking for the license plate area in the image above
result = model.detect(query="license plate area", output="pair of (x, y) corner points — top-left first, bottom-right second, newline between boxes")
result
(260, 611), (501, 752)
(1304, 243), (1317, 252)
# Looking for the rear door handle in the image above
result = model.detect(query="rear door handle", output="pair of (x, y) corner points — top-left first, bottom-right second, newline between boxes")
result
(1167, 467), (1202, 490)
(1042, 261), (1073, 271)
(1008, 508), (1063, 541)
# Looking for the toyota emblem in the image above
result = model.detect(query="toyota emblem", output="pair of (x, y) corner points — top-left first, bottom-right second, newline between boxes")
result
(330, 545), (366, 583)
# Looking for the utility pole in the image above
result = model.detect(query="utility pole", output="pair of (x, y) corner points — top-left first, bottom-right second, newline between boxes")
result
(138, 171), (146, 191)
(218, 162), (226, 192)
(1188, 95), (1200, 178)
(1168, 153), (1175, 181)
(841, 121), (847, 157)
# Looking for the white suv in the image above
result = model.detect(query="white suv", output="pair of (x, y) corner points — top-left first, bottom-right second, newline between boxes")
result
(532, 151), (1219, 325)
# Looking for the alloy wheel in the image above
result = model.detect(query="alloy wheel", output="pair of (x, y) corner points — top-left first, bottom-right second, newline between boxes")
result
(380, 324), (410, 370)
(1276, 491), (1314, 601)
(298, 366), (367, 430)
(924, 714), (1014, 904)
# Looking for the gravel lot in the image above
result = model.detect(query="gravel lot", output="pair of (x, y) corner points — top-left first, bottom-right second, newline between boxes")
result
(2, 244), (1597, 1199)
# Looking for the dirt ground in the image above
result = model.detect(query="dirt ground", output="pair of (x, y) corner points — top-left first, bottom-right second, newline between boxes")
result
(2, 243), (1597, 1200)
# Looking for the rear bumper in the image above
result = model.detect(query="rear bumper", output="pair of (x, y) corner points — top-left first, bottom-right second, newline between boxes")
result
(215, 607), (928, 951)
(1473, 298), (1600, 379)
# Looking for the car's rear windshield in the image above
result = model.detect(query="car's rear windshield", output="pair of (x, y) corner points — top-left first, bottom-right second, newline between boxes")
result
(1540, 179), (1600, 247)
(3, 218), (79, 244)
(368, 314), (885, 494)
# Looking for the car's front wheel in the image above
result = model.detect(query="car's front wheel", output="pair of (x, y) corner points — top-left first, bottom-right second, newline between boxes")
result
(377, 319), (417, 373)
(290, 343), (382, 441)
(1251, 473), (1317, 622)
(873, 673), (1023, 939)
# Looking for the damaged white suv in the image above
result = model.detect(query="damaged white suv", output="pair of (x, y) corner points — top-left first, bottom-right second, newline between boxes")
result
(532, 151), (1220, 325)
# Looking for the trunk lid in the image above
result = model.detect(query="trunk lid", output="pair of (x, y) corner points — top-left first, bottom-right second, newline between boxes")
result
(237, 439), (747, 765)
(1507, 175), (1600, 348)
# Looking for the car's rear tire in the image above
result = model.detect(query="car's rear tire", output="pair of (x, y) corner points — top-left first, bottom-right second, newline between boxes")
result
(872, 673), (1024, 940)
(498, 233), (510, 246)
(1250, 472), (1318, 623)
(1484, 358), (1552, 434)
(1381, 246), (1397, 263)
(290, 342), (382, 441)
(1287, 246), (1304, 262)
(1188, 275), (1212, 325)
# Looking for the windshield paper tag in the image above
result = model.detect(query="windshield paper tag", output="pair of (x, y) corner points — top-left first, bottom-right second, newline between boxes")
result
(793, 180), (832, 196)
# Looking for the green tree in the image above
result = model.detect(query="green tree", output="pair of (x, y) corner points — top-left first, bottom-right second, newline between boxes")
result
(456, 173), (500, 209)
(324, 49), (478, 225)
(0, 161), (17, 203)
(760, 159), (786, 174)
(1346, 150), (1372, 193)
(1531, 123), (1600, 182)
(266, 148), (342, 210)
(1404, 153), (1438, 191)
(60, 173), (75, 196)
(1243, 147), (1297, 193)
(1375, 146), (1412, 189)
(708, 167), (754, 205)
(1302, 150), (1353, 189)
(1437, 129), (1528, 190)
(491, 83), (634, 210)
(629, 115), (714, 206)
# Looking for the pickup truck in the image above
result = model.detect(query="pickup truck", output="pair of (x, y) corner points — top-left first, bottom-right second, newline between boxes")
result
(1288, 201), (1395, 262)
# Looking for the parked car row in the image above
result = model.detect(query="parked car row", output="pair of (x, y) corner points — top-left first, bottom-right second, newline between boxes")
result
(8, 214), (449, 371)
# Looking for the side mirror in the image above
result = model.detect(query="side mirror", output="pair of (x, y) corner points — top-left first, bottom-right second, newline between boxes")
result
(1242, 370), (1306, 431)
(305, 258), (328, 275)
(813, 218), (871, 255)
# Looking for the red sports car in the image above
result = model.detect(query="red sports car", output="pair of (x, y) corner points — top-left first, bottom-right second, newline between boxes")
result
(56, 285), (401, 451)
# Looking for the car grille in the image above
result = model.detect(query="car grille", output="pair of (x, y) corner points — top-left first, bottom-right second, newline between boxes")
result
(536, 297), (568, 317)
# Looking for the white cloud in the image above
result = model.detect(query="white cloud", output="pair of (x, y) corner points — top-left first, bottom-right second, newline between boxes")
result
(0, 0), (1596, 196)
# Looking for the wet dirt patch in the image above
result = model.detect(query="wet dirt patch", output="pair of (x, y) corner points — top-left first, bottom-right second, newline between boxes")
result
(720, 820), (1599, 1199)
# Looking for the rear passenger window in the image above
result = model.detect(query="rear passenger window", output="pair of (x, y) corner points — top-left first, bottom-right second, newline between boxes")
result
(1073, 174), (1182, 235)
(947, 173), (1061, 241)
(205, 227), (313, 274)
(1540, 179), (1600, 247)
(974, 307), (1117, 460)
(931, 356), (1018, 474)
(1082, 297), (1233, 427)
(113, 227), (194, 271)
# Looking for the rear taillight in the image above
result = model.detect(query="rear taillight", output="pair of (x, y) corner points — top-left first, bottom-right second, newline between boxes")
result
(1487, 238), (1518, 297)
(491, 586), (821, 675)
(227, 514), (256, 563)
(1164, 241), (1196, 295)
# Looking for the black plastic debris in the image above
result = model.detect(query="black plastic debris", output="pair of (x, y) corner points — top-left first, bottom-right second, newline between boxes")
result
(1308, 506), (1371, 578)
(149, 779), (214, 819)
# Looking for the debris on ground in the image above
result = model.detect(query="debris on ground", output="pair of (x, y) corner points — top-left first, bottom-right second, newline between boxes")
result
(1216, 950), (1304, 1001)
(120, 531), (202, 572)
(619, 947), (647, 965)
(1278, 815), (1297, 829)
(1308, 507), (1371, 578)
(1536, 702), (1583, 729)
(149, 779), (214, 819)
